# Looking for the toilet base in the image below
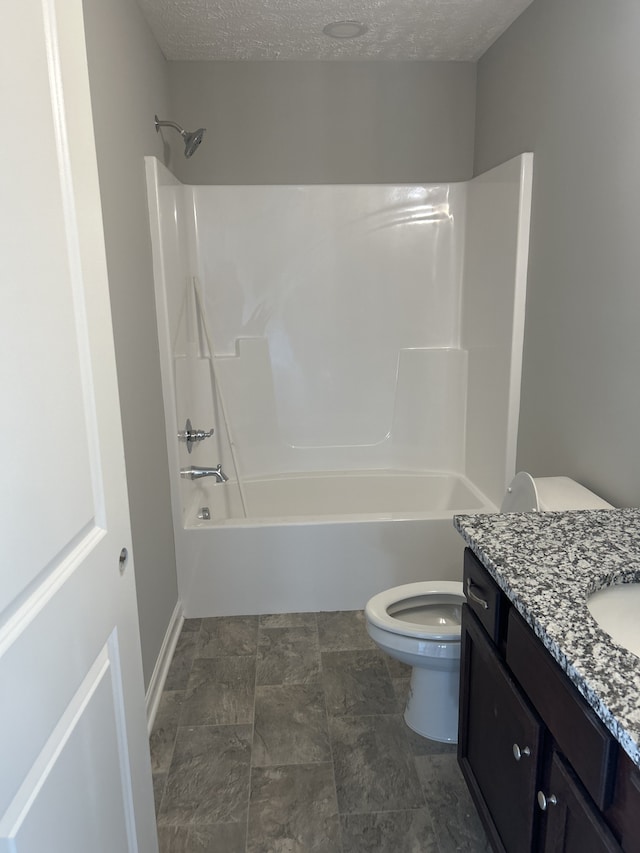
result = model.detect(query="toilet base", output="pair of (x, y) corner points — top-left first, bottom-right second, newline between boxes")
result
(403, 664), (460, 743)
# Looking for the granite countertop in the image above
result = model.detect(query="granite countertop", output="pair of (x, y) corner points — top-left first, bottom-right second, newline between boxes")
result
(454, 508), (640, 768)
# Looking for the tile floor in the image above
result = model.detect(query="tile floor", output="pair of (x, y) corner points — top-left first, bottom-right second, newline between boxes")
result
(150, 611), (490, 853)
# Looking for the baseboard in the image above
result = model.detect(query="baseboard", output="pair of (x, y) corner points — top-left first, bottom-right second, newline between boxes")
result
(145, 599), (184, 734)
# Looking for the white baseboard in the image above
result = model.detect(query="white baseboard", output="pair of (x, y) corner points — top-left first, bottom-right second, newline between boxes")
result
(145, 599), (184, 734)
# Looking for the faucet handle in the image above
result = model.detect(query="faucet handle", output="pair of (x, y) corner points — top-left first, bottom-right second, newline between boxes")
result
(178, 418), (214, 453)
(193, 427), (214, 440)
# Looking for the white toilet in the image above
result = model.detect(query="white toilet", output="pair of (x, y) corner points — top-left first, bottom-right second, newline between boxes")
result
(365, 472), (613, 743)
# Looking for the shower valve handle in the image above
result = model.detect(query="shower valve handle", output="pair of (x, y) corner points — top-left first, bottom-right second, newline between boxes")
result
(178, 419), (214, 453)
(191, 427), (214, 441)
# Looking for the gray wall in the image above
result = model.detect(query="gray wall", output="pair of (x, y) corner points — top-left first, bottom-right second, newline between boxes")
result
(166, 61), (476, 184)
(475, 0), (640, 507)
(83, 0), (179, 688)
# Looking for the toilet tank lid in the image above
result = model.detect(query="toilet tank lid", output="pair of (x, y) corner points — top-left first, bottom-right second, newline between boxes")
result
(534, 476), (613, 510)
(501, 472), (614, 513)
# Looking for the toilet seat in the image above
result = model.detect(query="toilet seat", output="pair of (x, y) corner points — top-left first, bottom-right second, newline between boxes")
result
(365, 581), (464, 641)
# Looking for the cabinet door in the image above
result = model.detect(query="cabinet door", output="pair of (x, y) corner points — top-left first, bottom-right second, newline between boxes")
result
(459, 605), (543, 853)
(540, 751), (622, 853)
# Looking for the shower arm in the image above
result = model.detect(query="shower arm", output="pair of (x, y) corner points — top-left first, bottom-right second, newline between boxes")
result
(154, 115), (206, 158)
(154, 116), (186, 137)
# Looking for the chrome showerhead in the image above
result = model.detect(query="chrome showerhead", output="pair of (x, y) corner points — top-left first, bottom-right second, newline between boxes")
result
(183, 127), (205, 158)
(154, 115), (206, 158)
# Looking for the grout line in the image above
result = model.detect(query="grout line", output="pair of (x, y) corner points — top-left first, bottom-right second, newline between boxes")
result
(152, 774), (168, 825)
(395, 698), (445, 851)
(320, 616), (345, 853)
(244, 625), (259, 853)
(173, 720), (255, 730)
(324, 712), (408, 720)
(152, 621), (202, 823)
(339, 806), (432, 817)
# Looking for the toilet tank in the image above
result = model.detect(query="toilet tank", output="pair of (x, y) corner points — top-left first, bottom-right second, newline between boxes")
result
(501, 472), (613, 513)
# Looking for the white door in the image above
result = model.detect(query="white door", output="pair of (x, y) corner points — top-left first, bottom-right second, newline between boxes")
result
(0, 2), (158, 851)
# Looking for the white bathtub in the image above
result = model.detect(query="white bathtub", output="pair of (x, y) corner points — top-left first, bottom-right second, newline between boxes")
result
(177, 471), (495, 616)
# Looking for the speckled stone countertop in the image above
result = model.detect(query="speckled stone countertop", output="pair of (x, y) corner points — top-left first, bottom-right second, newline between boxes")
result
(454, 508), (640, 768)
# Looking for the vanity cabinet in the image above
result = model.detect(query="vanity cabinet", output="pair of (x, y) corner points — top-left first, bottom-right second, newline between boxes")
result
(460, 603), (543, 852)
(458, 548), (640, 853)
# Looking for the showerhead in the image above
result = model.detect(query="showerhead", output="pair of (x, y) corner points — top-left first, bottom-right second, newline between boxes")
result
(183, 127), (205, 158)
(154, 115), (206, 158)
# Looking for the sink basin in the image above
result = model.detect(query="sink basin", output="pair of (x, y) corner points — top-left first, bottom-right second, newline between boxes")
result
(587, 583), (640, 658)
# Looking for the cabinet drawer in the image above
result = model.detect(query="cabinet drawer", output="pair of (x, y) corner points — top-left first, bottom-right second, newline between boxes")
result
(507, 608), (617, 810)
(463, 548), (507, 646)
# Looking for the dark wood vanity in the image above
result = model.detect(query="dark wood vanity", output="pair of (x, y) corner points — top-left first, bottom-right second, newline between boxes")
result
(458, 548), (640, 853)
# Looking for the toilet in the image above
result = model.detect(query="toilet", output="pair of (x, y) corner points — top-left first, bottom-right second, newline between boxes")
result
(365, 472), (613, 743)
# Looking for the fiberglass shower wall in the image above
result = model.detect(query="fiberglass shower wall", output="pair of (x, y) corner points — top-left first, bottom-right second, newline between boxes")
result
(146, 160), (244, 523)
(146, 153), (533, 519)
(190, 184), (469, 478)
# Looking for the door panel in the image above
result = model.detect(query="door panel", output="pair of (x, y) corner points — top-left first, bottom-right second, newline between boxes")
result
(0, 1), (157, 850)
(542, 751), (622, 853)
(0, 638), (131, 852)
(0, 0), (98, 616)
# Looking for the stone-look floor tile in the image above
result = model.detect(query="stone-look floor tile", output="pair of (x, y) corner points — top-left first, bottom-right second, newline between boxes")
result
(340, 810), (440, 853)
(158, 826), (190, 853)
(180, 657), (255, 726)
(164, 631), (199, 691)
(182, 618), (202, 633)
(157, 823), (246, 853)
(415, 752), (490, 852)
(150, 691), (184, 774)
(187, 823), (247, 852)
(404, 725), (458, 758)
(384, 656), (412, 678)
(322, 650), (400, 717)
(158, 724), (252, 826)
(247, 763), (341, 853)
(153, 773), (167, 815)
(257, 626), (321, 686)
(392, 677), (410, 705)
(330, 714), (424, 814)
(253, 684), (331, 766)
(197, 615), (259, 657)
(259, 612), (318, 629)
(317, 610), (375, 652)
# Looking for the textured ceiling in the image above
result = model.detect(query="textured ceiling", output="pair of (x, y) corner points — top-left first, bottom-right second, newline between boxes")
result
(137, 0), (534, 61)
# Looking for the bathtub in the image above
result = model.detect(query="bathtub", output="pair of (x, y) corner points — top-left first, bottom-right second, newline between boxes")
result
(177, 470), (496, 617)
(146, 159), (532, 620)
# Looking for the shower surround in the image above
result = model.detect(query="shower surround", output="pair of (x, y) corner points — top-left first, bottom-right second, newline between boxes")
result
(145, 155), (532, 615)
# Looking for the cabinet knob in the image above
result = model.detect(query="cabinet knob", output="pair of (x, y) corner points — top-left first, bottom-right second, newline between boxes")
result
(537, 791), (558, 811)
(512, 743), (531, 761)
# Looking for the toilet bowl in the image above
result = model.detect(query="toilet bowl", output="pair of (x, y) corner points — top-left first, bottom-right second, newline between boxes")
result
(364, 472), (613, 743)
(366, 581), (464, 742)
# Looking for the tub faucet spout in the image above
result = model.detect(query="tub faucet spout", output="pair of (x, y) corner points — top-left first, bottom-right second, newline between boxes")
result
(180, 464), (229, 482)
